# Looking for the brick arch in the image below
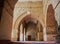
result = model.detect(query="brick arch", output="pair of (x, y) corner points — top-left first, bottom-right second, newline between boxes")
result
(46, 4), (57, 41)
(46, 4), (56, 26)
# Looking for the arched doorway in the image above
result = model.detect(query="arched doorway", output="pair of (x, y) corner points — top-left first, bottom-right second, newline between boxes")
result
(17, 16), (43, 41)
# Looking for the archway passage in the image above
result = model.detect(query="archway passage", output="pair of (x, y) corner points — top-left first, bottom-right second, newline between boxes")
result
(17, 17), (43, 41)
(11, 0), (44, 41)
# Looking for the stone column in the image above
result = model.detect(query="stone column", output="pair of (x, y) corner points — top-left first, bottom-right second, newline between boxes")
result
(20, 23), (23, 41)
(43, 27), (47, 41)
(24, 28), (26, 41)
(36, 22), (41, 41)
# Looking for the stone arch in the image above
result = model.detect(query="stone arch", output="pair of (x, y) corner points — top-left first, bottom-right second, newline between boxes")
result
(46, 4), (56, 26)
(17, 14), (44, 41)
(11, 0), (44, 41)
(11, 11), (44, 41)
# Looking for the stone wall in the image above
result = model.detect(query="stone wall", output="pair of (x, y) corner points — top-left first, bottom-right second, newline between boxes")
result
(0, 0), (17, 40)
(0, 0), (4, 21)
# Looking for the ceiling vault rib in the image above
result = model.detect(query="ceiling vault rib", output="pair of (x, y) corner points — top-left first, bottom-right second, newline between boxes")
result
(6, 0), (13, 10)
(4, 7), (13, 17)
(54, 1), (60, 10)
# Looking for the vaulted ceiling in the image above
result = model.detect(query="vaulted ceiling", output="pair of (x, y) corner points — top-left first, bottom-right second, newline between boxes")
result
(4, 0), (17, 17)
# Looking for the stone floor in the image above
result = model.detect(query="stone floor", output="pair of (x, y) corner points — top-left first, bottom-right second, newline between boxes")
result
(0, 40), (60, 44)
